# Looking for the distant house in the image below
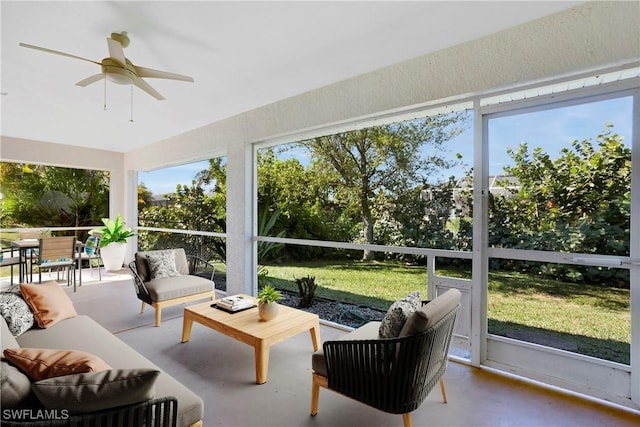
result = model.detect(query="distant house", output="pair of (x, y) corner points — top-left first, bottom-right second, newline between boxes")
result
(421, 175), (521, 218)
(150, 194), (172, 208)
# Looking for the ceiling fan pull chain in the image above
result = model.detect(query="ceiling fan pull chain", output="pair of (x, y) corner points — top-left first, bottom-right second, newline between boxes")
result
(130, 85), (134, 122)
(103, 76), (107, 111)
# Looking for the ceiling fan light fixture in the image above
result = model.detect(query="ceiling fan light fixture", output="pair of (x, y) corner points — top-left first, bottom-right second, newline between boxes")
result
(102, 59), (136, 85)
(106, 70), (132, 85)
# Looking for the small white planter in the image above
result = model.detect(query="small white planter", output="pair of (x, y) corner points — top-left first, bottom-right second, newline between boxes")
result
(100, 242), (127, 271)
(258, 302), (279, 321)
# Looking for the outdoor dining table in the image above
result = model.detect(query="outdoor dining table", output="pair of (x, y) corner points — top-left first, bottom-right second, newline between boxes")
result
(10, 239), (38, 283)
(10, 238), (84, 287)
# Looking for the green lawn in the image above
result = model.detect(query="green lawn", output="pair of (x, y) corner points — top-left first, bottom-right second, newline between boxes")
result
(262, 260), (427, 311)
(263, 260), (630, 364)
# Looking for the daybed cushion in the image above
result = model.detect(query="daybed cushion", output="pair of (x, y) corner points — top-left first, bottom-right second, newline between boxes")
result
(400, 288), (462, 337)
(1, 360), (34, 409)
(135, 249), (190, 282)
(0, 317), (36, 409)
(3, 347), (111, 380)
(16, 315), (203, 427)
(0, 290), (34, 336)
(32, 368), (160, 414)
(20, 281), (77, 328)
(145, 275), (213, 302)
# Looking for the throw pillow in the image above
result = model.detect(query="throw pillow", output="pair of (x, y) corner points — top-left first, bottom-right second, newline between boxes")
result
(0, 292), (35, 336)
(378, 291), (422, 338)
(19, 281), (77, 328)
(32, 368), (160, 414)
(1, 360), (35, 409)
(1, 313), (20, 351)
(147, 251), (180, 279)
(3, 348), (111, 380)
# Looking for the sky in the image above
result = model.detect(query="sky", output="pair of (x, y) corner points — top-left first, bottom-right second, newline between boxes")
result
(139, 96), (633, 195)
(139, 161), (210, 195)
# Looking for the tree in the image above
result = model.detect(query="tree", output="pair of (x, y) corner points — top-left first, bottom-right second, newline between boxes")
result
(138, 158), (227, 261)
(378, 175), (473, 259)
(490, 124), (630, 285)
(0, 162), (108, 230)
(257, 148), (356, 259)
(302, 112), (468, 260)
(137, 183), (154, 209)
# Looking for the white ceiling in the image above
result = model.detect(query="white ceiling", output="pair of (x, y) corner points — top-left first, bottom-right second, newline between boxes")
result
(1, 1), (585, 153)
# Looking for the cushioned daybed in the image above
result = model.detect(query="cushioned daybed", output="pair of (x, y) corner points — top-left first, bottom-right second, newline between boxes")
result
(0, 282), (204, 426)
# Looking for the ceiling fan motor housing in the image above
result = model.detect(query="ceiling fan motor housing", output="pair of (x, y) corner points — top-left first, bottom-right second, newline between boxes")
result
(102, 58), (137, 84)
(110, 31), (130, 48)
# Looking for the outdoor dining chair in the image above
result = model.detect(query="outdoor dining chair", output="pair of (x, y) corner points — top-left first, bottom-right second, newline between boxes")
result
(17, 229), (47, 282)
(34, 236), (77, 290)
(75, 233), (103, 281)
(0, 247), (22, 285)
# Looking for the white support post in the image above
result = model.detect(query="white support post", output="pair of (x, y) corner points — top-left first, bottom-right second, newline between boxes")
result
(225, 141), (254, 296)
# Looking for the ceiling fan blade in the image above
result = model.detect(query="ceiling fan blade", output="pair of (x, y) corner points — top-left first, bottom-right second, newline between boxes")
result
(19, 42), (101, 65)
(135, 66), (194, 82)
(107, 37), (126, 66)
(132, 77), (164, 100)
(75, 73), (104, 87)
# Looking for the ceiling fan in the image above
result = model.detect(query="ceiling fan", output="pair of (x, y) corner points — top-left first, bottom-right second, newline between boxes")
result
(19, 31), (194, 100)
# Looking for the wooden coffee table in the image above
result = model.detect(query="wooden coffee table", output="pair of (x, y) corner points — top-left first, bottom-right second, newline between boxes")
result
(181, 295), (320, 384)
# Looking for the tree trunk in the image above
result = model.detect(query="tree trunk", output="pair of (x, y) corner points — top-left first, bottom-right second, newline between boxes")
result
(362, 198), (374, 261)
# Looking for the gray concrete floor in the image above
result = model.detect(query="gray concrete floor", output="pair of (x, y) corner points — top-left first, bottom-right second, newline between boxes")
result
(63, 277), (640, 427)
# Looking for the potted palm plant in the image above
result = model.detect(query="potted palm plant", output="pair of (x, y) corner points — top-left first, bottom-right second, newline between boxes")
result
(91, 214), (135, 271)
(257, 284), (282, 321)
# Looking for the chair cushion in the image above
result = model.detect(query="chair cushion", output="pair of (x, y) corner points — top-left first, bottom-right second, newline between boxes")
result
(400, 288), (462, 337)
(20, 281), (78, 328)
(0, 291), (34, 336)
(311, 321), (381, 377)
(378, 291), (421, 338)
(32, 368), (160, 414)
(147, 251), (180, 279)
(145, 275), (213, 302)
(84, 235), (99, 255)
(3, 347), (111, 380)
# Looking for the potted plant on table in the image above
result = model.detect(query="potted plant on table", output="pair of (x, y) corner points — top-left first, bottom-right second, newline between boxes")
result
(91, 214), (135, 272)
(257, 284), (282, 321)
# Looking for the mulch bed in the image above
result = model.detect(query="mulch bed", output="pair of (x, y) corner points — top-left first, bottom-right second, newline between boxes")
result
(279, 291), (386, 329)
(213, 274), (386, 329)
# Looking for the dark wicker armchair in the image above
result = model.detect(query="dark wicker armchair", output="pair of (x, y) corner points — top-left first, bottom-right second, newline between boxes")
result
(2, 396), (178, 427)
(128, 248), (215, 326)
(311, 289), (461, 427)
